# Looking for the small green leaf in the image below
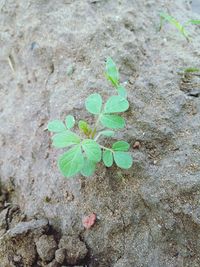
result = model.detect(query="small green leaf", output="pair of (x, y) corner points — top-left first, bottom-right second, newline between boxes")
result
(78, 120), (92, 136)
(104, 95), (129, 113)
(78, 120), (88, 130)
(85, 93), (102, 114)
(99, 130), (115, 137)
(159, 12), (189, 41)
(113, 152), (133, 169)
(103, 150), (113, 167)
(184, 67), (200, 73)
(100, 114), (125, 129)
(106, 57), (119, 87)
(82, 139), (101, 162)
(187, 19), (200, 25)
(65, 115), (75, 129)
(47, 120), (66, 132)
(58, 145), (84, 177)
(112, 141), (130, 151)
(52, 132), (81, 148)
(117, 85), (127, 98)
(81, 159), (96, 177)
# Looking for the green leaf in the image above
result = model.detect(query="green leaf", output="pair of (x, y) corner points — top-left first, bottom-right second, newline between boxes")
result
(104, 95), (129, 113)
(159, 12), (189, 41)
(85, 93), (102, 114)
(113, 152), (133, 169)
(79, 120), (88, 131)
(58, 145), (84, 177)
(78, 120), (92, 135)
(99, 130), (115, 137)
(184, 67), (200, 73)
(100, 114), (125, 129)
(103, 150), (113, 167)
(81, 159), (96, 177)
(106, 57), (119, 87)
(65, 115), (75, 129)
(47, 120), (66, 132)
(112, 141), (130, 151)
(117, 85), (127, 98)
(82, 139), (101, 162)
(186, 19), (200, 25)
(52, 132), (81, 148)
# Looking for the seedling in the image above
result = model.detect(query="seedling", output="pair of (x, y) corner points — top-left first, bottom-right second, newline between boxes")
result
(183, 67), (200, 73)
(177, 67), (200, 76)
(159, 12), (200, 41)
(47, 58), (132, 178)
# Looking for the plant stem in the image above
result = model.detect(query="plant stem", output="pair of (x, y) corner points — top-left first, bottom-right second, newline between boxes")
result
(99, 145), (113, 152)
(91, 114), (101, 139)
(94, 133), (101, 141)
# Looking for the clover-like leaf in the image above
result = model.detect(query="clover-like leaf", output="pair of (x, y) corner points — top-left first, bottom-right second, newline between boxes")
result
(81, 159), (96, 177)
(58, 145), (84, 177)
(103, 150), (113, 167)
(99, 130), (115, 137)
(52, 131), (81, 148)
(113, 151), (133, 169)
(82, 139), (101, 162)
(85, 93), (102, 114)
(65, 115), (75, 129)
(100, 114), (125, 129)
(106, 57), (119, 87)
(47, 120), (66, 132)
(112, 141), (130, 151)
(104, 95), (129, 113)
(117, 85), (127, 98)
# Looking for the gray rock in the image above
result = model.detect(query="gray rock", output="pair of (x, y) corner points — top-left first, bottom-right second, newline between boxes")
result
(36, 234), (57, 262)
(8, 218), (49, 238)
(55, 248), (66, 264)
(0, 208), (8, 229)
(47, 259), (60, 267)
(59, 235), (88, 265)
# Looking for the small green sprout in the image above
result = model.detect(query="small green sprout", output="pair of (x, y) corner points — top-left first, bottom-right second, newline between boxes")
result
(47, 58), (133, 178)
(159, 12), (189, 41)
(159, 12), (200, 42)
(183, 67), (200, 73)
(184, 19), (200, 26)
(106, 57), (127, 98)
(177, 67), (200, 76)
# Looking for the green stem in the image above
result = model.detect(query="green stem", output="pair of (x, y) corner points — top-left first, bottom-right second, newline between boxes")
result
(91, 114), (101, 139)
(99, 145), (114, 153)
(94, 133), (101, 141)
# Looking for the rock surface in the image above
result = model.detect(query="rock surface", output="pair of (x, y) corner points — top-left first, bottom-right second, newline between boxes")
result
(0, 0), (200, 266)
(59, 235), (88, 265)
(55, 248), (66, 264)
(36, 234), (57, 262)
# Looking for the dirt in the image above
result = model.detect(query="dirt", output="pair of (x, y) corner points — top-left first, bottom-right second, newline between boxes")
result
(1, 0), (200, 266)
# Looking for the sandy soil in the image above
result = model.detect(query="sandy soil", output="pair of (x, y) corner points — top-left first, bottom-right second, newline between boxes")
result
(0, 0), (200, 266)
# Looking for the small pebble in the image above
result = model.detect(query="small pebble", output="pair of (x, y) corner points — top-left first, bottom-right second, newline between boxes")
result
(133, 141), (141, 149)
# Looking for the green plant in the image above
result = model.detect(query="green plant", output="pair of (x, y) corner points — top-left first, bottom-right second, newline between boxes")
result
(159, 12), (200, 41)
(177, 67), (200, 76)
(183, 67), (200, 73)
(47, 58), (132, 178)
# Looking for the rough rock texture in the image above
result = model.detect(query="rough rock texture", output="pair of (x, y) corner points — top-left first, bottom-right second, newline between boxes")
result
(59, 235), (88, 265)
(55, 248), (66, 264)
(1, 0), (200, 266)
(0, 218), (48, 266)
(36, 234), (57, 262)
